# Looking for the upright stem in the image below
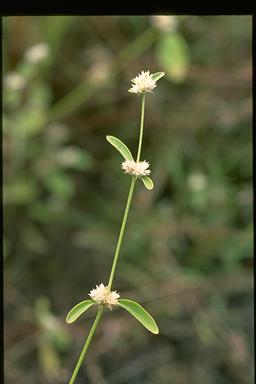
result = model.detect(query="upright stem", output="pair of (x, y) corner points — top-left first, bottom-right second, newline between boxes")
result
(68, 307), (104, 384)
(136, 94), (146, 162)
(68, 94), (146, 384)
(108, 176), (136, 289)
(108, 93), (146, 289)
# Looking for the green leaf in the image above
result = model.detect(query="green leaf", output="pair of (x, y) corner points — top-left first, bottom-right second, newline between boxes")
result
(156, 33), (189, 83)
(118, 299), (159, 334)
(141, 176), (154, 190)
(66, 300), (95, 324)
(44, 172), (74, 199)
(151, 72), (165, 81)
(106, 135), (134, 161)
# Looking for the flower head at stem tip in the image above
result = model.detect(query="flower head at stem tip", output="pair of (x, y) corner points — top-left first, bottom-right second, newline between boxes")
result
(128, 70), (157, 94)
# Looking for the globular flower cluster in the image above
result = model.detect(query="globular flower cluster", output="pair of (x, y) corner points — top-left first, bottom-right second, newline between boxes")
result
(121, 160), (151, 177)
(128, 70), (157, 94)
(25, 43), (50, 63)
(89, 283), (120, 309)
(4, 72), (26, 90)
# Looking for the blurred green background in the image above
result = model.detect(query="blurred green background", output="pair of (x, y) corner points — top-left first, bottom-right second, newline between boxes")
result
(3, 15), (253, 384)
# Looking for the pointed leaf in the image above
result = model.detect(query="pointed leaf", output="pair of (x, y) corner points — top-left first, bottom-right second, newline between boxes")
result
(141, 176), (154, 190)
(151, 72), (165, 81)
(106, 135), (133, 161)
(118, 299), (159, 334)
(66, 300), (95, 324)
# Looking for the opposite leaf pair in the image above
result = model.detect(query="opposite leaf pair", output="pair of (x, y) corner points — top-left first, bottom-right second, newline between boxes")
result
(66, 298), (159, 335)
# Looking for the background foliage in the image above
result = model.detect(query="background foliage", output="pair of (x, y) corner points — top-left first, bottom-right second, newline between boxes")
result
(3, 15), (253, 384)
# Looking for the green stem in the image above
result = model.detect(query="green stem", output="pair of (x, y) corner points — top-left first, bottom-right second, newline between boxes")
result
(136, 94), (146, 162)
(68, 94), (146, 384)
(68, 307), (104, 384)
(108, 176), (136, 290)
(108, 94), (146, 289)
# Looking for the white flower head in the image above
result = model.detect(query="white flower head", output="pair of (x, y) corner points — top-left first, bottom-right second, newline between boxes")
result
(122, 159), (151, 177)
(25, 43), (50, 63)
(151, 15), (178, 33)
(128, 70), (157, 94)
(4, 72), (26, 90)
(89, 283), (120, 309)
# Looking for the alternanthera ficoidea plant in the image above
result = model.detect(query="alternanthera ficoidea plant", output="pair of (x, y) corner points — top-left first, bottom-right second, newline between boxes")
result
(66, 70), (165, 384)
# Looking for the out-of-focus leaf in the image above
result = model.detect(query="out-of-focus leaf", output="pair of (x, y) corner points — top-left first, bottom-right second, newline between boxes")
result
(106, 135), (134, 161)
(43, 16), (77, 56)
(28, 82), (52, 107)
(118, 299), (159, 334)
(141, 176), (154, 190)
(66, 300), (95, 324)
(35, 297), (51, 320)
(38, 340), (61, 382)
(156, 33), (189, 82)
(44, 172), (74, 199)
(14, 109), (45, 137)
